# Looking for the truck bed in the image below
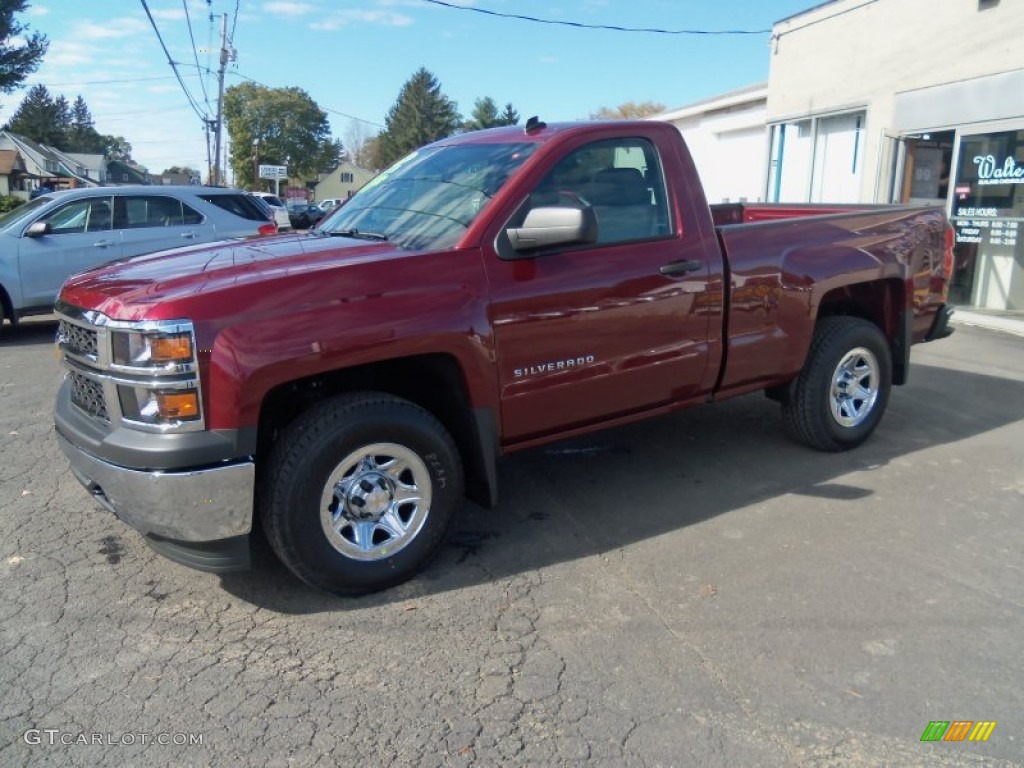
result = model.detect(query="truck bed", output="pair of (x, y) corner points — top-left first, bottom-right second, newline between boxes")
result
(712, 205), (952, 395)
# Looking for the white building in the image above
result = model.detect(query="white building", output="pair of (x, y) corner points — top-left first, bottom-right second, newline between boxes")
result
(650, 83), (768, 205)
(765, 0), (1024, 309)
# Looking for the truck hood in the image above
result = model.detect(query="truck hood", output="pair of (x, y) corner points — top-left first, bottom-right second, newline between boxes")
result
(59, 233), (401, 321)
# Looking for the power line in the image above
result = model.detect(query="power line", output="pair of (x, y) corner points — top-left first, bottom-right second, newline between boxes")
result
(183, 0), (212, 110)
(228, 70), (384, 128)
(24, 74), (196, 87)
(230, 0), (241, 43)
(419, 0), (770, 35)
(139, 0), (209, 123)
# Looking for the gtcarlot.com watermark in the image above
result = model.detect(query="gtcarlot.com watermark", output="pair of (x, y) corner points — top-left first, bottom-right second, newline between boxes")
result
(24, 729), (203, 747)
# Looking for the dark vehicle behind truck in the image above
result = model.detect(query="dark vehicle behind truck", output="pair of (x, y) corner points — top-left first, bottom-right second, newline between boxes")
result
(54, 120), (954, 595)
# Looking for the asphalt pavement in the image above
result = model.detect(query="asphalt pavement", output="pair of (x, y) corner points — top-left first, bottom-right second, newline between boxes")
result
(1, 315), (1022, 767)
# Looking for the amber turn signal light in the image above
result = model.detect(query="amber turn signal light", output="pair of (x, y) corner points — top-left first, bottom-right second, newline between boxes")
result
(155, 391), (200, 419)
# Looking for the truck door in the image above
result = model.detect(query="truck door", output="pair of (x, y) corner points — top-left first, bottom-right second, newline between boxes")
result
(484, 136), (717, 443)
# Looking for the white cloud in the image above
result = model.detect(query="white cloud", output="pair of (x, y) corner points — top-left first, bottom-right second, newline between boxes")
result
(262, 1), (317, 16)
(45, 40), (95, 68)
(150, 8), (186, 21)
(310, 9), (413, 31)
(73, 18), (150, 40)
(26, 4), (49, 15)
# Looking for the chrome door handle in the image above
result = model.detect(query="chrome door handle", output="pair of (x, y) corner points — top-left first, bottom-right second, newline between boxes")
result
(180, 231), (196, 239)
(660, 259), (703, 276)
(92, 240), (114, 248)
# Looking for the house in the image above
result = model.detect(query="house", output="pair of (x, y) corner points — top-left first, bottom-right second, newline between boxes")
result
(312, 160), (375, 205)
(0, 149), (36, 196)
(0, 131), (102, 196)
(65, 152), (108, 184)
(158, 170), (201, 186)
(105, 159), (150, 185)
(649, 82), (768, 205)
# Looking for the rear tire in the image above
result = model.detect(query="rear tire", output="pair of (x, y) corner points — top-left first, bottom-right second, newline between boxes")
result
(781, 317), (892, 452)
(260, 392), (464, 596)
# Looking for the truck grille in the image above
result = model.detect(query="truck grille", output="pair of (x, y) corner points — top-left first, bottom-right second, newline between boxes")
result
(58, 319), (99, 360)
(68, 370), (109, 421)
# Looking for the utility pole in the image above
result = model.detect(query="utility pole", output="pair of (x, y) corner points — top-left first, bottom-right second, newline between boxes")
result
(212, 13), (233, 186)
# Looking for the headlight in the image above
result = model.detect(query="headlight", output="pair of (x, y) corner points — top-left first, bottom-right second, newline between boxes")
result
(112, 330), (193, 368)
(118, 386), (201, 425)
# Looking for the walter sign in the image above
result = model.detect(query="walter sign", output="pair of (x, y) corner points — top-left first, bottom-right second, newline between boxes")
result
(258, 164), (288, 180)
(974, 155), (1024, 185)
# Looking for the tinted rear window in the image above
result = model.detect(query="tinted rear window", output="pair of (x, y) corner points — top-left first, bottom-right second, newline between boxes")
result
(202, 193), (271, 222)
(261, 195), (284, 208)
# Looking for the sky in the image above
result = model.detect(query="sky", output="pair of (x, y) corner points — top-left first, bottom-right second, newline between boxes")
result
(0, 0), (818, 180)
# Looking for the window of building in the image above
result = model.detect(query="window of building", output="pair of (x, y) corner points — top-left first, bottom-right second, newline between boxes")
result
(768, 111), (866, 203)
(340, 172), (354, 183)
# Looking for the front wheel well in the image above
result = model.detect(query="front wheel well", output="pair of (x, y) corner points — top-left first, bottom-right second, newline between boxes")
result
(256, 354), (496, 507)
(0, 284), (14, 327)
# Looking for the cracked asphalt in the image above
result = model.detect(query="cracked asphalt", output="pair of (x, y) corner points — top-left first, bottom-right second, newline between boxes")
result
(2, 316), (1023, 767)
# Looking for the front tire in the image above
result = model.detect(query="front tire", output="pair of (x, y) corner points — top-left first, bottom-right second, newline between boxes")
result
(260, 392), (464, 596)
(781, 317), (892, 452)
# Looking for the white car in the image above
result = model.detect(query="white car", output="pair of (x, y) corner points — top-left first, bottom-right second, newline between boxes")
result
(252, 192), (291, 232)
(317, 198), (343, 211)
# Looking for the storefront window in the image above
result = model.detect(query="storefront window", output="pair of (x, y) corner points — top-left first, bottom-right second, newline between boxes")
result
(950, 129), (1024, 308)
(767, 112), (865, 203)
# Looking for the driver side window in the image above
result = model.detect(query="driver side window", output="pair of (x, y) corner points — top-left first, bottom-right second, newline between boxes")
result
(530, 138), (669, 245)
(42, 197), (113, 235)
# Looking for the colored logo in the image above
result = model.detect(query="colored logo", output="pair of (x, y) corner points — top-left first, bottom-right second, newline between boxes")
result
(921, 721), (996, 742)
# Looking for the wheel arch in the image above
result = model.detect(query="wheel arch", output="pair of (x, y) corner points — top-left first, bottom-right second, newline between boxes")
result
(0, 283), (15, 326)
(815, 277), (910, 385)
(255, 353), (498, 508)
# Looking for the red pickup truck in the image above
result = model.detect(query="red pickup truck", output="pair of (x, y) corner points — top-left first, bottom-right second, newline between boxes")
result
(54, 120), (954, 595)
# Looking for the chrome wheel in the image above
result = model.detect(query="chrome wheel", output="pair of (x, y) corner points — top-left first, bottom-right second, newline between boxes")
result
(319, 442), (432, 562)
(829, 347), (879, 428)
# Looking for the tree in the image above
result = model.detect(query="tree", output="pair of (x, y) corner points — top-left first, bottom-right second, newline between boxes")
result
(463, 97), (501, 132)
(361, 135), (382, 172)
(498, 102), (519, 126)
(464, 97), (519, 132)
(4, 84), (67, 146)
(344, 118), (377, 170)
(66, 95), (102, 152)
(223, 82), (340, 189)
(376, 68), (460, 168)
(0, 0), (48, 97)
(100, 135), (133, 161)
(590, 101), (667, 120)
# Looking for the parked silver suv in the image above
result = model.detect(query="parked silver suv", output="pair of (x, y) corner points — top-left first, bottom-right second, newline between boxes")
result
(0, 186), (277, 328)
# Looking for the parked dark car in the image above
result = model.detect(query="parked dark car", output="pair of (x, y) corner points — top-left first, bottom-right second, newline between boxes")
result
(287, 202), (326, 230)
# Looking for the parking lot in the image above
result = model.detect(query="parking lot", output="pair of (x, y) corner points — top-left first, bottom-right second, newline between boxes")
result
(2, 317), (1022, 767)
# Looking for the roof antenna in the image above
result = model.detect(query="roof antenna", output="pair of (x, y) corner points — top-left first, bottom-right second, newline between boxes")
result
(525, 116), (546, 134)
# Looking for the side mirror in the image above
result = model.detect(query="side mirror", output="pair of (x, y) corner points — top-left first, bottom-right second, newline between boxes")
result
(24, 221), (49, 238)
(507, 206), (598, 253)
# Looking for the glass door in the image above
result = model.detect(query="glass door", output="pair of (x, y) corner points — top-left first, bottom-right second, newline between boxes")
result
(949, 128), (1024, 308)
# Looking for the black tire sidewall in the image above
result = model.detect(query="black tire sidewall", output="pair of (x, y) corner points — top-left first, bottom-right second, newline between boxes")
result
(264, 399), (462, 594)
(811, 321), (892, 449)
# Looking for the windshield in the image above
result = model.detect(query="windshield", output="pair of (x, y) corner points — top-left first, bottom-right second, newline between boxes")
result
(318, 142), (537, 250)
(0, 196), (51, 230)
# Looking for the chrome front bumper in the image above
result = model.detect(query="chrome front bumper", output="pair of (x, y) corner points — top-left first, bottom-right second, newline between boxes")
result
(57, 432), (255, 543)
